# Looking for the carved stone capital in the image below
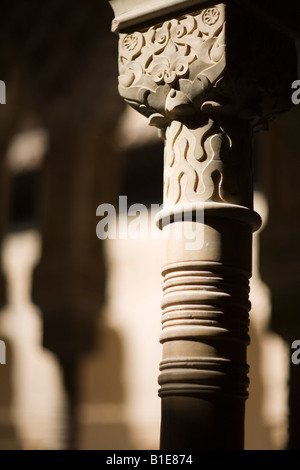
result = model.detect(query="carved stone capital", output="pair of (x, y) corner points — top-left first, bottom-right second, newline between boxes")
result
(118, 3), (296, 132)
(119, 6), (226, 129)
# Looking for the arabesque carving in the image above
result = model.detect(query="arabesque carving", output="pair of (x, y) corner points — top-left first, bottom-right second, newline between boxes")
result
(164, 118), (252, 206)
(118, 5), (225, 129)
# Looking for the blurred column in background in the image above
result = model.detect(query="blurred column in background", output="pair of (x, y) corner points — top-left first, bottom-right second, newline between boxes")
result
(0, 75), (31, 451)
(29, 3), (124, 446)
(260, 105), (300, 450)
(0, 0), (124, 449)
(0, 127), (67, 450)
(32, 119), (120, 449)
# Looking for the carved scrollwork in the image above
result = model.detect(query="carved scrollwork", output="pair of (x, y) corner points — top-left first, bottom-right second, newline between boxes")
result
(163, 118), (252, 206)
(117, 2), (295, 131)
(118, 5), (226, 128)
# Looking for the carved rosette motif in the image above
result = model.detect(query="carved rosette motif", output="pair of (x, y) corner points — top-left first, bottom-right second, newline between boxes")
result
(118, 5), (226, 129)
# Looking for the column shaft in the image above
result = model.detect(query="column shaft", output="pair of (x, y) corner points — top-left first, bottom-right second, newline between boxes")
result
(157, 116), (258, 449)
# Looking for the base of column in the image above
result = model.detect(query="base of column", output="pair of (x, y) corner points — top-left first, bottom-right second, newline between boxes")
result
(157, 208), (259, 450)
(160, 394), (245, 450)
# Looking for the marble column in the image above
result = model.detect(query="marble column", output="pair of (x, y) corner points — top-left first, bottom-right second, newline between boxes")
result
(109, 0), (296, 449)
